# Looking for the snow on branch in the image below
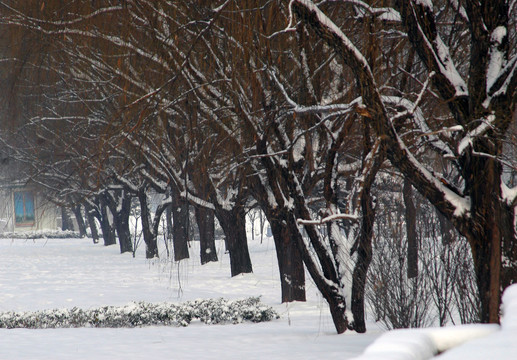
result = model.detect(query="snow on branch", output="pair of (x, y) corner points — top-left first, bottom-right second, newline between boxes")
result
(343, 0), (401, 22)
(297, 212), (358, 226)
(457, 114), (496, 155)
(398, 0), (468, 101)
(270, 70), (361, 114)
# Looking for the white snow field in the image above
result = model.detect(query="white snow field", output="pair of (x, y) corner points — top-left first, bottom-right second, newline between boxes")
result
(1, 236), (516, 359)
(0, 237), (380, 360)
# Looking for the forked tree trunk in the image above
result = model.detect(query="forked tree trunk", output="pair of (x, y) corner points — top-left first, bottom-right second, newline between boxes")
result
(195, 206), (218, 265)
(103, 191), (133, 254)
(111, 196), (133, 254)
(288, 212), (348, 333)
(215, 206), (253, 277)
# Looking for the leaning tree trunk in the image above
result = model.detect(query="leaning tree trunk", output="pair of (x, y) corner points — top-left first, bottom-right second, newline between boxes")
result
(84, 202), (100, 244)
(71, 204), (87, 238)
(195, 206), (218, 265)
(215, 205), (253, 277)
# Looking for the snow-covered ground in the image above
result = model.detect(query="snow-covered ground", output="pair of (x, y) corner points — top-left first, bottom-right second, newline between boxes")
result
(1, 235), (515, 359)
(0, 236), (381, 359)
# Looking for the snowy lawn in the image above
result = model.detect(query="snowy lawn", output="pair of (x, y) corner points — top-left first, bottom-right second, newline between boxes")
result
(0, 237), (381, 359)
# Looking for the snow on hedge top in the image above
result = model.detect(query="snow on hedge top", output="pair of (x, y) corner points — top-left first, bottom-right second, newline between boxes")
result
(0, 297), (279, 329)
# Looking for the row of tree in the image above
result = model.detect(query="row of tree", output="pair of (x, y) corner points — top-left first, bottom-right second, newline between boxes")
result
(0, 0), (516, 334)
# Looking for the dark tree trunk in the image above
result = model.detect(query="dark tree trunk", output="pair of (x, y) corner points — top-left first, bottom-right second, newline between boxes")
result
(71, 204), (87, 238)
(268, 209), (306, 302)
(61, 207), (74, 231)
(350, 185), (375, 333)
(403, 179), (418, 279)
(113, 208), (133, 254)
(171, 188), (190, 261)
(84, 203), (100, 244)
(288, 212), (348, 333)
(462, 153), (506, 323)
(215, 205), (252, 277)
(195, 206), (218, 265)
(437, 210), (455, 245)
(165, 204), (173, 258)
(137, 188), (159, 259)
(109, 191), (133, 254)
(98, 199), (116, 246)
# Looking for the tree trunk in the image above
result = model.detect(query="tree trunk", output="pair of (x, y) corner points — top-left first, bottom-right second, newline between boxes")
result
(461, 149), (510, 323)
(250, 176), (306, 302)
(84, 203), (100, 244)
(109, 192), (133, 254)
(288, 212), (348, 333)
(403, 179), (418, 279)
(113, 208), (133, 254)
(137, 189), (159, 259)
(350, 185), (375, 333)
(171, 188), (190, 261)
(71, 204), (87, 238)
(268, 209), (306, 302)
(215, 205), (252, 277)
(61, 206), (74, 231)
(98, 199), (116, 246)
(195, 206), (218, 265)
(165, 204), (173, 258)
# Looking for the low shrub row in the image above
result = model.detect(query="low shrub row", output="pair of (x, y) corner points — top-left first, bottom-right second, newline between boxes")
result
(0, 297), (279, 329)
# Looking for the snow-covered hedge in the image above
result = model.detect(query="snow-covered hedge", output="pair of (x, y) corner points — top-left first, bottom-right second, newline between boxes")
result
(0, 297), (279, 329)
(1, 230), (81, 239)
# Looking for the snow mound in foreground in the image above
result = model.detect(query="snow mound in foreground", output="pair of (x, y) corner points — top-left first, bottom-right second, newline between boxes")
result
(0, 297), (279, 329)
(352, 284), (517, 360)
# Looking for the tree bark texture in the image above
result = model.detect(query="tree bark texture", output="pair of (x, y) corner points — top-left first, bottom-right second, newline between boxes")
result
(71, 204), (87, 238)
(137, 188), (159, 259)
(98, 198), (116, 247)
(215, 205), (253, 277)
(194, 206), (218, 265)
(268, 208), (306, 302)
(84, 203), (100, 244)
(61, 206), (74, 231)
(403, 179), (419, 279)
(171, 188), (190, 261)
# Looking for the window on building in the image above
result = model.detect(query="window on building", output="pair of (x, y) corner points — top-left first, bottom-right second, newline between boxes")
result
(14, 191), (35, 225)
